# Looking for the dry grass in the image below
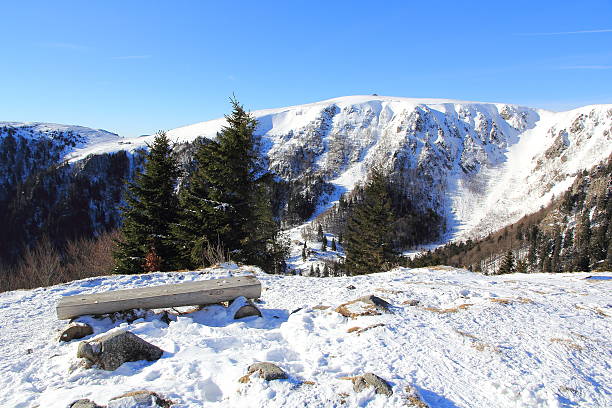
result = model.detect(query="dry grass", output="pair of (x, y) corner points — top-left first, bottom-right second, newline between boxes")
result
(402, 299), (420, 306)
(404, 385), (429, 407)
(422, 304), (472, 314)
(575, 304), (609, 317)
(347, 323), (385, 335)
(454, 329), (478, 340)
(301, 381), (316, 386)
(490, 298), (513, 305)
(375, 287), (403, 294)
(471, 342), (500, 353)
(238, 374), (251, 383)
(489, 297), (533, 305)
(550, 338), (584, 351)
(312, 305), (331, 310)
(427, 265), (455, 271)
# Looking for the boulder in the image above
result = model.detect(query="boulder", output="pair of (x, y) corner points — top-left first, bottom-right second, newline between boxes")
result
(77, 331), (163, 371)
(246, 362), (287, 381)
(352, 373), (393, 396)
(335, 295), (392, 318)
(229, 296), (262, 319)
(108, 390), (172, 408)
(69, 399), (103, 408)
(59, 322), (94, 342)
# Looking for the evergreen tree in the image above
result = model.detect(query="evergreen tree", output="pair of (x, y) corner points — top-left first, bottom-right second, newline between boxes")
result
(574, 211), (591, 271)
(175, 98), (286, 271)
(301, 247), (307, 262)
(309, 264), (314, 276)
(344, 168), (397, 274)
(322, 236), (327, 251)
(551, 228), (562, 272)
(323, 263), (329, 277)
(113, 131), (181, 274)
(498, 250), (515, 274)
(331, 238), (337, 251)
(317, 224), (324, 242)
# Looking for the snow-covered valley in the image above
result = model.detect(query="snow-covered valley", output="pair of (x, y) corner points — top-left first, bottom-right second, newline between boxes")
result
(1, 265), (610, 407)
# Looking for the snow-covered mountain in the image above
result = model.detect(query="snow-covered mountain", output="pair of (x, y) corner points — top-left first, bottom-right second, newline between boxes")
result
(2, 96), (611, 249)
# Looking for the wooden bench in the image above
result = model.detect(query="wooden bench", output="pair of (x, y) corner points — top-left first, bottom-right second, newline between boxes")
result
(56, 275), (262, 320)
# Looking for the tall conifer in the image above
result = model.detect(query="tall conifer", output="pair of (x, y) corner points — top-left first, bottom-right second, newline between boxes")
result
(113, 131), (181, 274)
(344, 168), (396, 274)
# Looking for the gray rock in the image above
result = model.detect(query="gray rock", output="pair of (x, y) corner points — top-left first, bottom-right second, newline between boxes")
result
(108, 390), (172, 408)
(229, 296), (262, 319)
(353, 373), (393, 396)
(77, 331), (163, 371)
(247, 362), (287, 381)
(68, 399), (103, 408)
(60, 322), (94, 342)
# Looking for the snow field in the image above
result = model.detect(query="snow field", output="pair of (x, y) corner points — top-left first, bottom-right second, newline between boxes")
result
(0, 265), (610, 407)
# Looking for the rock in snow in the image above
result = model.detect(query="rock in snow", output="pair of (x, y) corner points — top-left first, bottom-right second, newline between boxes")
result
(229, 296), (262, 319)
(77, 331), (163, 371)
(68, 399), (103, 408)
(352, 373), (394, 396)
(59, 322), (93, 342)
(245, 362), (288, 381)
(107, 390), (172, 408)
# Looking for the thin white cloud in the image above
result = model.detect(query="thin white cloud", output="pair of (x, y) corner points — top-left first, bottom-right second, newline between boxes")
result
(227, 74), (237, 81)
(112, 55), (152, 60)
(515, 29), (612, 36)
(41, 42), (88, 50)
(560, 65), (612, 70)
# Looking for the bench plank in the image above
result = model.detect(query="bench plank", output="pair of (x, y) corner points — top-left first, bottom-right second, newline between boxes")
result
(56, 275), (261, 320)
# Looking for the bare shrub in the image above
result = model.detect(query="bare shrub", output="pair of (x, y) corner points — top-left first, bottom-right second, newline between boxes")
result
(201, 238), (230, 267)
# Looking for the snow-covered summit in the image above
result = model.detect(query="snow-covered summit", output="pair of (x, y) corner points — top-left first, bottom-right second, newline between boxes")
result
(4, 96), (611, 241)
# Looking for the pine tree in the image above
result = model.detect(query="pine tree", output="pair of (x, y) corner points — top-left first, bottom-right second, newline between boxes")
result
(344, 168), (397, 274)
(301, 247), (307, 262)
(331, 238), (337, 251)
(309, 264), (314, 276)
(317, 224), (324, 242)
(323, 263), (329, 277)
(498, 250), (515, 274)
(322, 236), (327, 251)
(574, 211), (592, 271)
(175, 98), (286, 271)
(113, 131), (182, 274)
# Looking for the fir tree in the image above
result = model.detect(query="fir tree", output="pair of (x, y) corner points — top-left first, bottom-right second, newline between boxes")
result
(344, 168), (397, 274)
(175, 98), (286, 271)
(323, 263), (329, 277)
(317, 224), (324, 242)
(113, 131), (182, 274)
(498, 250), (515, 274)
(331, 238), (337, 251)
(301, 247), (307, 262)
(322, 236), (327, 251)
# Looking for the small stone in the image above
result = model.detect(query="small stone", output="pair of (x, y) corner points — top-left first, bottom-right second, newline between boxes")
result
(59, 322), (94, 342)
(77, 331), (163, 371)
(352, 373), (393, 396)
(108, 390), (172, 408)
(347, 285), (356, 290)
(247, 362), (287, 381)
(68, 399), (103, 408)
(229, 296), (262, 319)
(402, 299), (420, 306)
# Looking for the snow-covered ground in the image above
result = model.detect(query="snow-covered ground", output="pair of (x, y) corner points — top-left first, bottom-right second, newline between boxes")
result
(1, 265), (610, 407)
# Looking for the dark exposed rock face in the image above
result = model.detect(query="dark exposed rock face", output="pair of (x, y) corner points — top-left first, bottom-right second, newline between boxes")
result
(77, 331), (163, 371)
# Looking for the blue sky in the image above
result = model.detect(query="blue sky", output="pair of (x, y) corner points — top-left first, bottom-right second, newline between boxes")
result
(1, 1), (611, 137)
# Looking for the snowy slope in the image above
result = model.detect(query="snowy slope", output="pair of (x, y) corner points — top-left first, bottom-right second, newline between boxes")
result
(1, 265), (610, 408)
(0, 121), (121, 154)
